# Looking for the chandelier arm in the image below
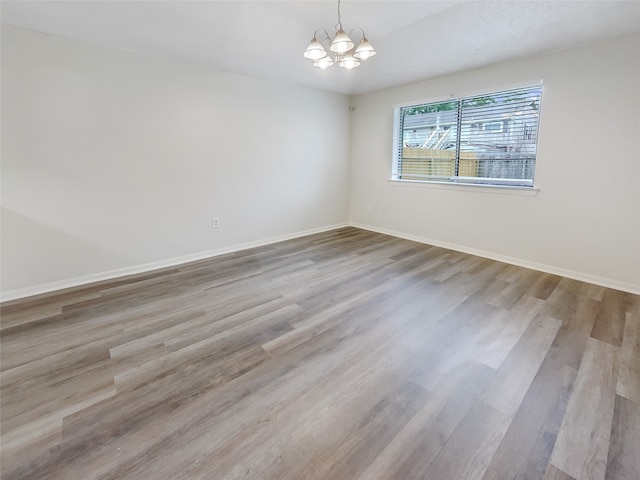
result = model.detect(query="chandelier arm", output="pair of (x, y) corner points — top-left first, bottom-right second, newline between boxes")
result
(349, 27), (366, 41)
(313, 28), (331, 41)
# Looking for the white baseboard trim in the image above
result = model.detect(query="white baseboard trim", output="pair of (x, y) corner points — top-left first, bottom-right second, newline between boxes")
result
(350, 222), (640, 296)
(4, 221), (637, 302)
(0, 222), (349, 303)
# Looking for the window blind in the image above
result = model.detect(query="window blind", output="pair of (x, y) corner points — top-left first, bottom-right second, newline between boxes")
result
(394, 85), (543, 187)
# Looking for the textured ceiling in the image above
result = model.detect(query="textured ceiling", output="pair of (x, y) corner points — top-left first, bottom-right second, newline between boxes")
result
(2, 1), (639, 95)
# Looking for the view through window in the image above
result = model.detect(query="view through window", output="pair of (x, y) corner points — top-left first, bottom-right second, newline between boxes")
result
(393, 84), (543, 187)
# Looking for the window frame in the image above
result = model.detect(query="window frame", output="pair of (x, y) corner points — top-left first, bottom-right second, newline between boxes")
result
(391, 81), (543, 189)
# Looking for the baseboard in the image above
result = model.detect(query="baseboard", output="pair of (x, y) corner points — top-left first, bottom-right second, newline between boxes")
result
(350, 222), (640, 295)
(4, 221), (637, 302)
(0, 222), (349, 303)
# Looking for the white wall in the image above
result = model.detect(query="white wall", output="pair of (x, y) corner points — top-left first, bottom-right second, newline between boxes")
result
(1, 26), (351, 298)
(350, 33), (640, 294)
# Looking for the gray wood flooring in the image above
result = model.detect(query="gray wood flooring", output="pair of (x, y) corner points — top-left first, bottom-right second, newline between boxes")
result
(1, 227), (639, 479)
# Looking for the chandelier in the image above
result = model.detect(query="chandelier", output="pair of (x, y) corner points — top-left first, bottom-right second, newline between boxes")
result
(303, 0), (376, 70)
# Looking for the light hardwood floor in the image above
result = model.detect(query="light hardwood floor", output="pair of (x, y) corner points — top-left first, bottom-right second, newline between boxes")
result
(1, 227), (639, 480)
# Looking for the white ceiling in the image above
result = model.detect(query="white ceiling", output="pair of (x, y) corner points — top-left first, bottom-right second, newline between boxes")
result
(2, 1), (639, 95)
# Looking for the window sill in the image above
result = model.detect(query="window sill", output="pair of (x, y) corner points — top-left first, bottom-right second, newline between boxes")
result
(388, 179), (539, 196)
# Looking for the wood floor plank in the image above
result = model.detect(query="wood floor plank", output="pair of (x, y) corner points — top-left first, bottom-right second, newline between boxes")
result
(1, 227), (638, 480)
(605, 394), (640, 480)
(591, 289), (627, 347)
(356, 361), (495, 480)
(476, 294), (547, 369)
(550, 338), (620, 480)
(421, 399), (511, 480)
(617, 310), (640, 403)
(491, 268), (541, 310)
(481, 356), (579, 479)
(483, 314), (562, 417)
(528, 273), (563, 301)
(304, 381), (429, 480)
(544, 464), (578, 480)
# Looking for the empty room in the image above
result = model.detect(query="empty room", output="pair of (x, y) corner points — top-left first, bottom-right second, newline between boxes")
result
(1, 1), (639, 479)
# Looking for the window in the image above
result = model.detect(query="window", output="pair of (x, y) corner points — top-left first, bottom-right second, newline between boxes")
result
(392, 84), (542, 187)
(484, 121), (504, 132)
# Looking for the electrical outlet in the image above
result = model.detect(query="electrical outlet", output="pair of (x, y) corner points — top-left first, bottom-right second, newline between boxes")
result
(381, 204), (388, 213)
(367, 205), (372, 213)
(212, 217), (220, 229)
